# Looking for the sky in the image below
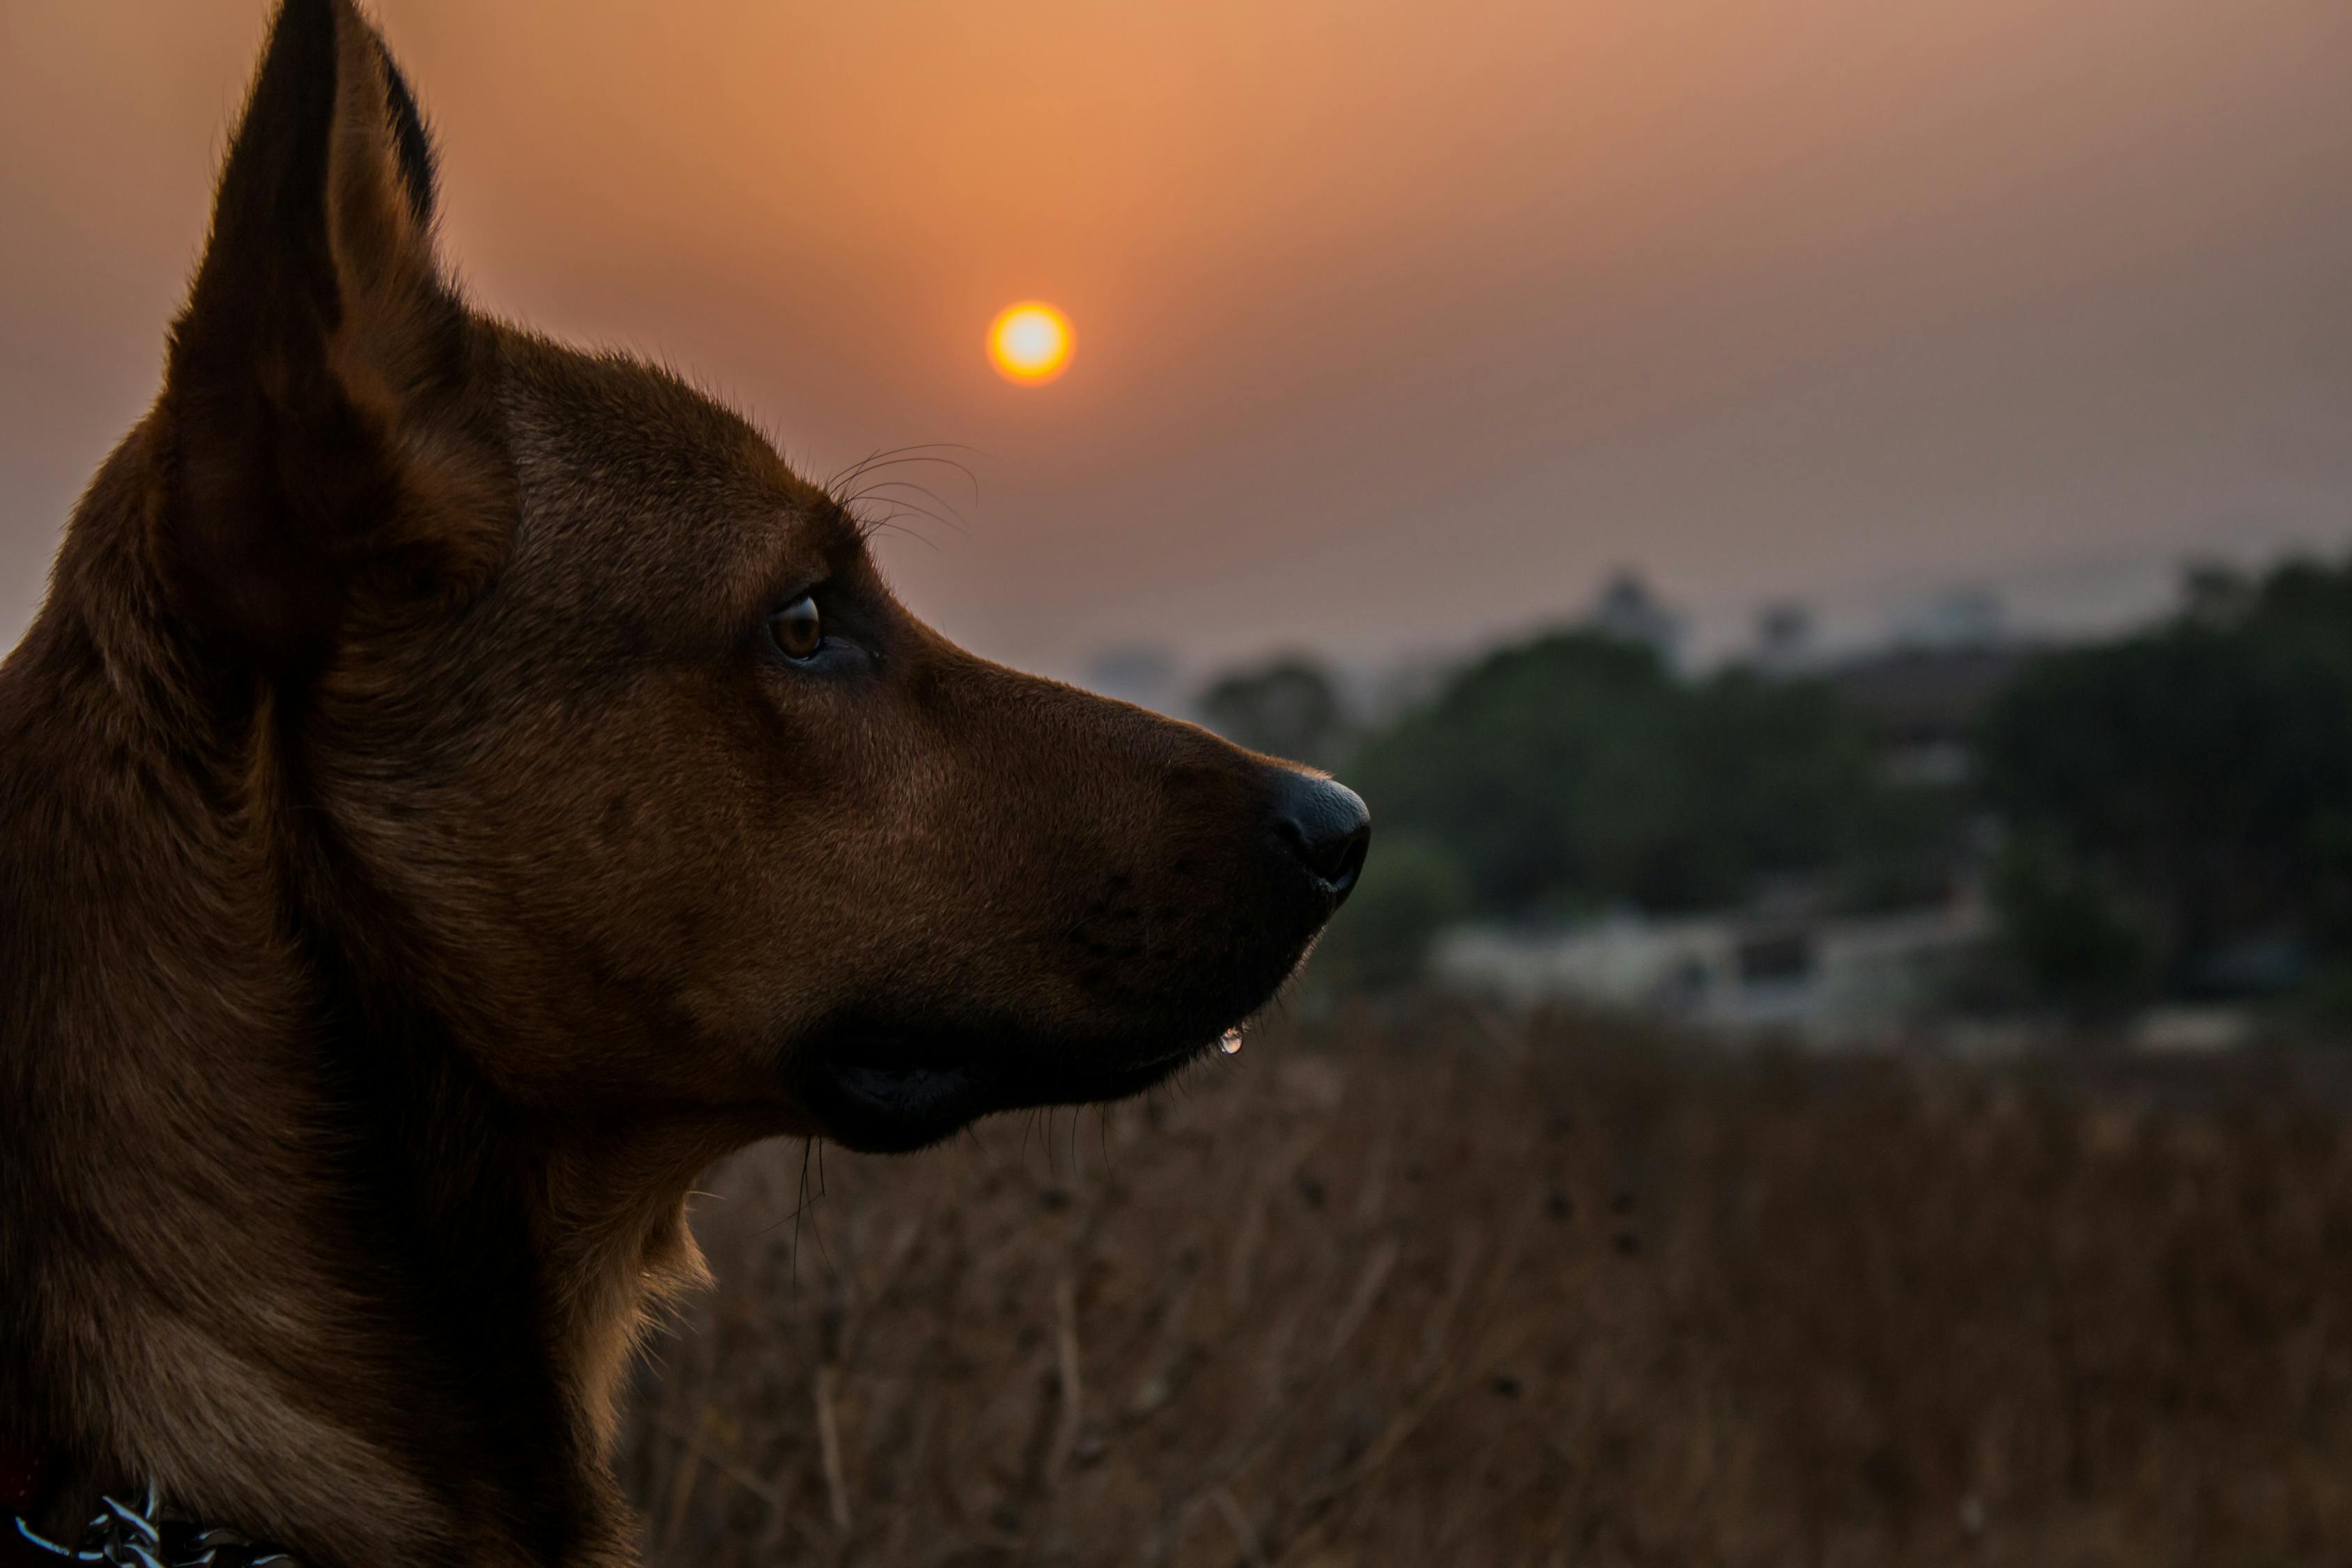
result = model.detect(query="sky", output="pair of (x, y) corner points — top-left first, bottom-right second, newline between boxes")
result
(4, 0), (2350, 686)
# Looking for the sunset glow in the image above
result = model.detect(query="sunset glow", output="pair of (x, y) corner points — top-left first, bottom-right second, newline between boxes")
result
(987, 302), (1073, 385)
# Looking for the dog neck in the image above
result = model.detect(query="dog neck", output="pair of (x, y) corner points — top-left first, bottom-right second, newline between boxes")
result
(0, 422), (709, 1568)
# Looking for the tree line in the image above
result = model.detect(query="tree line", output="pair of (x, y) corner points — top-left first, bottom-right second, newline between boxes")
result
(1198, 554), (2352, 1018)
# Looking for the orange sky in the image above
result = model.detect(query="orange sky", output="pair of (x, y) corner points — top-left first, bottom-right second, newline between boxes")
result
(4, 0), (2350, 678)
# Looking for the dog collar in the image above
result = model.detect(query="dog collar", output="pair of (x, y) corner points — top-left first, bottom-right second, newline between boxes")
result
(8, 1477), (301, 1568)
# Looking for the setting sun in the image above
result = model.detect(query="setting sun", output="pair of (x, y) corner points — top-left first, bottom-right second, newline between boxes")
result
(987, 301), (1073, 385)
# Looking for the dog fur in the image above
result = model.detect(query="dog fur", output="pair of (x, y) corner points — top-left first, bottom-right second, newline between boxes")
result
(0, 4), (1365, 1564)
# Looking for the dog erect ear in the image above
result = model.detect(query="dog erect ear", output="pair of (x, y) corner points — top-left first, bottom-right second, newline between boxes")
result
(161, 0), (509, 668)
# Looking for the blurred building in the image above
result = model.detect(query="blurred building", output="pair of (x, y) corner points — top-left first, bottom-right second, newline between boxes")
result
(1354, 652), (1457, 727)
(1585, 570), (1685, 668)
(1892, 585), (2007, 651)
(1433, 898), (1992, 1049)
(1082, 645), (1184, 714)
(1751, 601), (1818, 675)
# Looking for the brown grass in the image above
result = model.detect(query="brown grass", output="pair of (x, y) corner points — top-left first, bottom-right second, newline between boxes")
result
(621, 1008), (2352, 1567)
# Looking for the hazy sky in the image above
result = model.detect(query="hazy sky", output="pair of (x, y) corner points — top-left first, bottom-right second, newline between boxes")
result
(5, 1), (2349, 681)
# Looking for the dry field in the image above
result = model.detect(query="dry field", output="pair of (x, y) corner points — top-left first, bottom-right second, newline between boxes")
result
(622, 1008), (2352, 1567)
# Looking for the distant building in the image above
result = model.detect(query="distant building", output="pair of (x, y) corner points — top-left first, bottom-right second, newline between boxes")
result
(1892, 586), (2006, 652)
(1751, 601), (1817, 675)
(1432, 898), (1992, 1049)
(1585, 570), (1684, 666)
(1083, 646), (1183, 714)
(1355, 653), (1457, 726)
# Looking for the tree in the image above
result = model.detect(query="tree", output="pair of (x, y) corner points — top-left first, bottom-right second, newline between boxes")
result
(1988, 829), (2155, 1015)
(1979, 555), (2352, 1001)
(1197, 658), (1356, 769)
(1348, 631), (1928, 920)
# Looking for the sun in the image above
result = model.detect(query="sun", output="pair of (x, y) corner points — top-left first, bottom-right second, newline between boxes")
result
(987, 301), (1073, 385)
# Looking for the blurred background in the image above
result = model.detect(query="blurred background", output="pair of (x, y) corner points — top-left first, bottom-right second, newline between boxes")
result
(9, 2), (2352, 1562)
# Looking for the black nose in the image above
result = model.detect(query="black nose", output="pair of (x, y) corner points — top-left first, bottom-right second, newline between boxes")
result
(1269, 771), (1371, 902)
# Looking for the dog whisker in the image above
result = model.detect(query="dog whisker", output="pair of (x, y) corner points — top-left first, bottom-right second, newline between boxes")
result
(835, 484), (970, 543)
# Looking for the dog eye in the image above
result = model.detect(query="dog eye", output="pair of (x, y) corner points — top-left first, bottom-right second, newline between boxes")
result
(766, 596), (824, 661)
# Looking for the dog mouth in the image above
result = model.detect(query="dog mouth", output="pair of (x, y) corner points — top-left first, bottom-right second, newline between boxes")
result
(791, 1017), (1236, 1154)
(788, 852), (1344, 1153)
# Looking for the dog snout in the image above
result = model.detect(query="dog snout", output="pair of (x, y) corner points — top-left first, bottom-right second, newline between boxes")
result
(1267, 771), (1371, 902)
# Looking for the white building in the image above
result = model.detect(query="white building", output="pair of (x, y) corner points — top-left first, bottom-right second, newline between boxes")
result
(1434, 898), (1991, 1049)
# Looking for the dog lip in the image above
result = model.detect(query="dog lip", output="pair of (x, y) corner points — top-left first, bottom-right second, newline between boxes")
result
(827, 1060), (978, 1104)
(793, 1022), (1228, 1153)
(798, 1055), (984, 1153)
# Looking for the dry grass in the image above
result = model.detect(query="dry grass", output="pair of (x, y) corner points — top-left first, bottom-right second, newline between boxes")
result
(622, 1008), (2352, 1567)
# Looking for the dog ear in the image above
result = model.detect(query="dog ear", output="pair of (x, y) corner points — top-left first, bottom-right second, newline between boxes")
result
(160, 0), (510, 670)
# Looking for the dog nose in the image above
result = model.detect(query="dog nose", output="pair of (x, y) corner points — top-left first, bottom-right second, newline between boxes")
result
(1269, 771), (1371, 902)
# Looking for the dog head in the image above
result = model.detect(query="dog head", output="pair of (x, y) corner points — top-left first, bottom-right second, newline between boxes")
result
(153, 0), (1367, 1153)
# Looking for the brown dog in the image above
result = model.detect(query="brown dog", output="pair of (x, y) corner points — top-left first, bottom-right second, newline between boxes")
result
(0, 4), (1368, 1564)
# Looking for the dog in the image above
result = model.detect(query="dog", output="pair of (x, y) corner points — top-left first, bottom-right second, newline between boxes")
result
(0, 3), (1369, 1564)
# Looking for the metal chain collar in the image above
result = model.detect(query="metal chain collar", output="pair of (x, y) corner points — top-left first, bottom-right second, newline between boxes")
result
(10, 1481), (302, 1568)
